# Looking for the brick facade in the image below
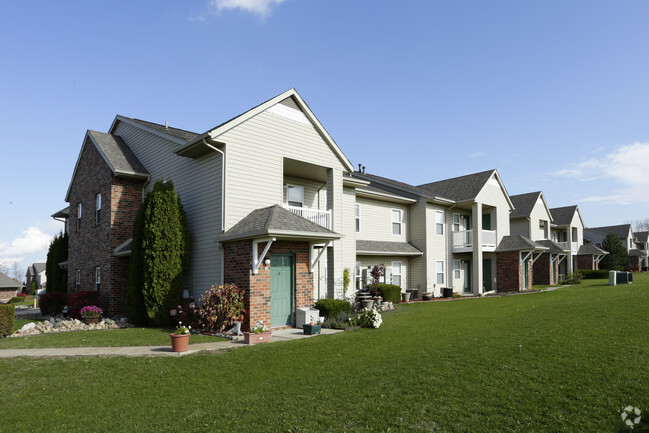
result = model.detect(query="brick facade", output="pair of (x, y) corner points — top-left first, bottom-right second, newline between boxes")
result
(67, 140), (144, 316)
(577, 255), (596, 271)
(629, 256), (640, 272)
(223, 240), (314, 331)
(496, 251), (532, 292)
(533, 253), (558, 285)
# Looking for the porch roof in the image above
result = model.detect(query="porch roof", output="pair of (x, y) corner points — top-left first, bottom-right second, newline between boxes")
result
(628, 248), (647, 258)
(219, 205), (341, 243)
(495, 235), (548, 252)
(577, 244), (608, 256)
(536, 239), (569, 253)
(356, 240), (423, 256)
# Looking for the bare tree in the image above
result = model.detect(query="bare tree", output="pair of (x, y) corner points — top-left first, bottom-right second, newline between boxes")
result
(634, 218), (649, 232)
(10, 261), (24, 282)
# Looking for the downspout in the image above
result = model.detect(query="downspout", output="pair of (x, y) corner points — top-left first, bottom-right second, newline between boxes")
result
(203, 138), (226, 285)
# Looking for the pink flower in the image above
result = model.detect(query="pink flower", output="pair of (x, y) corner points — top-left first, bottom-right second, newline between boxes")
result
(177, 305), (182, 309)
(170, 309), (177, 316)
(189, 302), (195, 309)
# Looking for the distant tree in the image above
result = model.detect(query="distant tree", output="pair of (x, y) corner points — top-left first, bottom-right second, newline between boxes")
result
(46, 232), (68, 293)
(127, 180), (190, 326)
(599, 232), (628, 271)
(633, 218), (649, 232)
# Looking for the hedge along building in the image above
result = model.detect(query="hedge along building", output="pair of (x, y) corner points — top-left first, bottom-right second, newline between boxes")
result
(61, 89), (357, 328)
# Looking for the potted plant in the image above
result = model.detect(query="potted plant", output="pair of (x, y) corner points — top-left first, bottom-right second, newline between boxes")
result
(170, 322), (191, 352)
(243, 321), (272, 344)
(401, 292), (411, 303)
(422, 292), (433, 301)
(303, 320), (322, 335)
(80, 305), (103, 324)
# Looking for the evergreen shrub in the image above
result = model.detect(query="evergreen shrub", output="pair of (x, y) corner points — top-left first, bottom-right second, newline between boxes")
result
(314, 298), (351, 319)
(39, 293), (67, 316)
(0, 304), (15, 337)
(581, 269), (609, 279)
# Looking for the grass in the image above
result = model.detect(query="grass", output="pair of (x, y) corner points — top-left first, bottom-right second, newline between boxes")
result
(2, 276), (649, 432)
(2, 322), (227, 349)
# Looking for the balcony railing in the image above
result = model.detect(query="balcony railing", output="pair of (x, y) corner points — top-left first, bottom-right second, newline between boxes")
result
(557, 241), (579, 254)
(452, 229), (497, 252)
(283, 205), (332, 230)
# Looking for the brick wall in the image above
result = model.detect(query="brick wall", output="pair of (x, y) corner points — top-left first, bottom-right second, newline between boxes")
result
(577, 255), (595, 271)
(67, 139), (144, 316)
(223, 239), (314, 331)
(629, 256), (640, 272)
(533, 253), (559, 285)
(496, 251), (532, 292)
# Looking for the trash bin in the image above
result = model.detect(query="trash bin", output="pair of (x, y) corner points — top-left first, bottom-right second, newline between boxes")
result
(609, 270), (617, 286)
(628, 272), (634, 283)
(443, 288), (453, 298)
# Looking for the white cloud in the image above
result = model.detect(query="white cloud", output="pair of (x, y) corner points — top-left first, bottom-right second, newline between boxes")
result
(554, 142), (649, 204)
(210, 0), (287, 17)
(0, 226), (53, 268)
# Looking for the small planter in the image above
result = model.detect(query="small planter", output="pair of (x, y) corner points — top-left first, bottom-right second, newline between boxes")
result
(361, 299), (374, 310)
(170, 333), (190, 352)
(244, 331), (272, 345)
(303, 323), (321, 335)
(401, 292), (411, 303)
(82, 316), (101, 325)
(422, 292), (433, 301)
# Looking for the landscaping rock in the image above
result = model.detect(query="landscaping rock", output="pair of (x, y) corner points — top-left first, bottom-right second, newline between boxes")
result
(9, 315), (133, 338)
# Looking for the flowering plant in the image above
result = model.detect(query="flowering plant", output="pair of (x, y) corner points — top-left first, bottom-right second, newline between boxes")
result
(357, 309), (382, 329)
(621, 406), (642, 430)
(250, 321), (270, 334)
(173, 321), (191, 335)
(80, 305), (103, 318)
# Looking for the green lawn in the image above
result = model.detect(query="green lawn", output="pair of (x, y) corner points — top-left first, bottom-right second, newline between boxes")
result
(2, 276), (648, 432)
(2, 322), (227, 349)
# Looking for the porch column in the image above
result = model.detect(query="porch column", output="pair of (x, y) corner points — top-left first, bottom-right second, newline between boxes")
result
(567, 229), (574, 274)
(472, 202), (483, 294)
(326, 168), (343, 298)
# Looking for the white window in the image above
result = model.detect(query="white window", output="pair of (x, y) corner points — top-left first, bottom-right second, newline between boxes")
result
(95, 267), (101, 291)
(355, 261), (362, 290)
(286, 185), (304, 207)
(436, 261), (445, 285)
(96, 193), (102, 224)
(453, 214), (460, 232)
(76, 269), (81, 292)
(436, 211), (445, 235)
(454, 260), (461, 279)
(77, 203), (82, 231)
(392, 209), (402, 235)
(355, 203), (360, 233)
(391, 261), (402, 287)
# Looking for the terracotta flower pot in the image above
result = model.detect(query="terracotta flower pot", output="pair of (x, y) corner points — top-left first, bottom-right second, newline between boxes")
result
(243, 331), (272, 344)
(170, 333), (190, 352)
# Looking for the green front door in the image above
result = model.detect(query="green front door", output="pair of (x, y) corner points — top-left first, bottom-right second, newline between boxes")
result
(523, 258), (529, 290)
(483, 259), (492, 291)
(464, 260), (472, 293)
(270, 254), (294, 327)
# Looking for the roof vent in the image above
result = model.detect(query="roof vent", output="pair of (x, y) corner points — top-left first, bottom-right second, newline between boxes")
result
(165, 121), (169, 130)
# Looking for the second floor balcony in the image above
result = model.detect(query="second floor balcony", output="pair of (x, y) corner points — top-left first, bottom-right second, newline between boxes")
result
(557, 241), (579, 254)
(452, 229), (497, 253)
(283, 205), (332, 230)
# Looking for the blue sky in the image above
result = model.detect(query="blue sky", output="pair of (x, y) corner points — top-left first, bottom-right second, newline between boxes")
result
(1, 0), (649, 278)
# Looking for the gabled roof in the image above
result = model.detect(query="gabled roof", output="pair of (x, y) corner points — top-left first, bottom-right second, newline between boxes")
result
(634, 231), (648, 243)
(577, 244), (608, 256)
(108, 116), (199, 146)
(65, 130), (150, 201)
(33, 263), (46, 274)
(417, 169), (514, 209)
(549, 205), (583, 227)
(495, 235), (548, 252)
(351, 172), (448, 204)
(356, 240), (423, 256)
(0, 271), (22, 289)
(218, 205), (341, 243)
(628, 249), (647, 258)
(587, 224), (633, 239)
(51, 206), (70, 219)
(536, 239), (569, 253)
(509, 191), (551, 220)
(175, 89), (355, 172)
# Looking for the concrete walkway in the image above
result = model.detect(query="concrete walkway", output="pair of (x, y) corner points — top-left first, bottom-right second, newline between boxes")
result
(0, 327), (341, 358)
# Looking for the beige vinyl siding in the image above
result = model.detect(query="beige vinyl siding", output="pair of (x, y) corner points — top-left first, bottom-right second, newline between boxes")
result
(220, 109), (349, 230)
(569, 212), (584, 246)
(528, 197), (552, 241)
(425, 203), (448, 296)
(341, 186), (358, 287)
(355, 197), (408, 242)
(476, 174), (512, 241)
(112, 121), (223, 296)
(408, 199), (428, 289)
(282, 176), (325, 208)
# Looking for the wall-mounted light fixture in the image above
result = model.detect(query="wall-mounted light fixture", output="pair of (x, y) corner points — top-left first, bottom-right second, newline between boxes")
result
(264, 258), (271, 270)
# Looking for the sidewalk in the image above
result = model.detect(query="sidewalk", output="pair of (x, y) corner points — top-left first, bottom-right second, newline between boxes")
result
(0, 327), (341, 358)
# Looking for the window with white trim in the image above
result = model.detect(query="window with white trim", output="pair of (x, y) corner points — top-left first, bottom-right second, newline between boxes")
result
(392, 209), (402, 235)
(96, 193), (102, 224)
(391, 261), (402, 287)
(355, 261), (362, 290)
(436, 261), (445, 285)
(95, 267), (101, 291)
(436, 211), (445, 235)
(453, 214), (460, 232)
(76, 269), (81, 292)
(77, 203), (82, 231)
(454, 260), (461, 279)
(355, 203), (360, 233)
(286, 185), (304, 207)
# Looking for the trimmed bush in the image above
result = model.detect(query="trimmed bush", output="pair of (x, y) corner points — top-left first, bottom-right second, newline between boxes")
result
(39, 292), (67, 316)
(314, 298), (351, 319)
(322, 311), (357, 330)
(8, 297), (23, 304)
(372, 284), (401, 304)
(67, 291), (102, 319)
(581, 269), (610, 279)
(46, 232), (68, 293)
(560, 272), (584, 285)
(0, 304), (15, 337)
